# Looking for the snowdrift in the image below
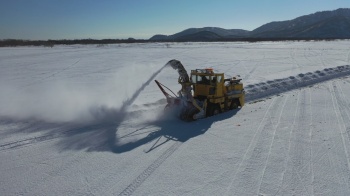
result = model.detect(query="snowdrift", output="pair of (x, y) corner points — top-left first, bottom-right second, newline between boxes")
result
(246, 65), (350, 102)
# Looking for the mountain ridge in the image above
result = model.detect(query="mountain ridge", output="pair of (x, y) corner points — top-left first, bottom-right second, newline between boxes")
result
(149, 8), (350, 41)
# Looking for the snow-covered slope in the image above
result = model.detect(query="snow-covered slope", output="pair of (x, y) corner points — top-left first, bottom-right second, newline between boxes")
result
(1, 41), (350, 195)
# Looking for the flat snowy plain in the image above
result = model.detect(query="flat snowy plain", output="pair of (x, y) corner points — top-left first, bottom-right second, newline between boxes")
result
(1, 41), (350, 196)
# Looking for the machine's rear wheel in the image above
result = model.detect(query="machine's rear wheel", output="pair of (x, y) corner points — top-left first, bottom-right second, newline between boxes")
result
(229, 99), (240, 110)
(207, 103), (221, 117)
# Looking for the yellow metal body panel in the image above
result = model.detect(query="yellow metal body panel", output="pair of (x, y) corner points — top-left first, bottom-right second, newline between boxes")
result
(190, 69), (245, 113)
(240, 93), (245, 106)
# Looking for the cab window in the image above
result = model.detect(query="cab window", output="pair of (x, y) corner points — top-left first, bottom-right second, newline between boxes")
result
(191, 75), (197, 83)
(217, 75), (222, 83)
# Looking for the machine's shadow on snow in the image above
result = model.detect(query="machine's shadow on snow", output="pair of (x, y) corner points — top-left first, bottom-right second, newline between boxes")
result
(47, 107), (240, 154)
(111, 109), (240, 153)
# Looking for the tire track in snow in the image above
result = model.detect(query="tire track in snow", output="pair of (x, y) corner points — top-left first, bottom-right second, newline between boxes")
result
(221, 59), (246, 79)
(333, 81), (350, 190)
(0, 125), (71, 152)
(20, 58), (81, 89)
(277, 89), (313, 195)
(0, 123), (105, 152)
(243, 65), (259, 80)
(290, 48), (301, 71)
(315, 82), (350, 195)
(321, 84), (342, 194)
(256, 94), (289, 195)
(21, 151), (90, 195)
(256, 91), (300, 195)
(293, 89), (313, 195)
(329, 81), (350, 190)
(303, 48), (315, 65)
(308, 87), (315, 196)
(118, 141), (181, 196)
(224, 95), (284, 195)
(320, 49), (330, 69)
(277, 80), (350, 195)
(0, 133), (60, 151)
(223, 97), (277, 194)
(274, 90), (301, 195)
(331, 82), (350, 151)
(242, 53), (264, 81)
(319, 82), (350, 195)
(276, 83), (350, 196)
(312, 84), (342, 195)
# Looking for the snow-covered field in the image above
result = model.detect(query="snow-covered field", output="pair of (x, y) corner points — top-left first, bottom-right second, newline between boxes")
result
(1, 41), (350, 195)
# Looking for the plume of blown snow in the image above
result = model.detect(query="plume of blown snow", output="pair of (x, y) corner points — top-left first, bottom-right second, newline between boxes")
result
(0, 63), (165, 124)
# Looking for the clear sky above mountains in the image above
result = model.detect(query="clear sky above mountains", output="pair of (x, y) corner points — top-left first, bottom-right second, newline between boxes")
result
(1, 0), (350, 40)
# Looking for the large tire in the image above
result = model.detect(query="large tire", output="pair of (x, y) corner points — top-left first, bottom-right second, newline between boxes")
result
(207, 103), (221, 117)
(180, 105), (199, 121)
(229, 99), (240, 110)
(186, 107), (200, 121)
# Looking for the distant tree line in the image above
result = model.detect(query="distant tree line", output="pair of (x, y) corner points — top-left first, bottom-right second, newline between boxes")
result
(0, 38), (148, 47)
(0, 37), (343, 47)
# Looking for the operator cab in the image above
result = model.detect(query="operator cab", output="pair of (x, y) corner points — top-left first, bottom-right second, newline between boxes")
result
(190, 69), (224, 98)
(190, 69), (223, 85)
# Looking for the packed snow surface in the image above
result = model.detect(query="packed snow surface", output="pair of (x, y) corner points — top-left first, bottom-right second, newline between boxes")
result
(1, 41), (350, 195)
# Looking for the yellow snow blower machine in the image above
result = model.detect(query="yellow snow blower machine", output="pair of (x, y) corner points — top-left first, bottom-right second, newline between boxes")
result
(155, 59), (245, 121)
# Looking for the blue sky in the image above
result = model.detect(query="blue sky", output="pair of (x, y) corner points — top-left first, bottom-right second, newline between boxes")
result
(1, 0), (350, 40)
